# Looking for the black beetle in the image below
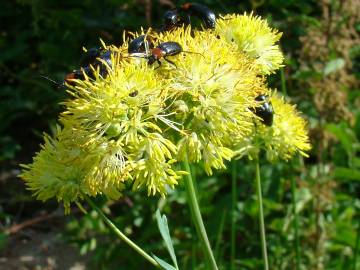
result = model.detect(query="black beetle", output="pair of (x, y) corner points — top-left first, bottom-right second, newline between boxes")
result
(42, 48), (118, 88)
(180, 2), (216, 29)
(252, 95), (274, 126)
(159, 9), (190, 32)
(128, 35), (154, 54)
(63, 49), (115, 86)
(147, 41), (183, 68)
(79, 47), (102, 67)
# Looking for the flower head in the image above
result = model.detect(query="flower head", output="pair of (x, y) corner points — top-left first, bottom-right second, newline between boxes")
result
(216, 14), (284, 74)
(20, 126), (127, 213)
(21, 13), (309, 209)
(234, 94), (311, 161)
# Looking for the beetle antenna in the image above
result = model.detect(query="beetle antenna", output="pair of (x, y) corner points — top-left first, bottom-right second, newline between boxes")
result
(39, 75), (60, 86)
(181, 50), (205, 58)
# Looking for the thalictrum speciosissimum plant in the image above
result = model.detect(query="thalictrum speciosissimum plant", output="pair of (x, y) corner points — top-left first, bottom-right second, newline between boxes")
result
(21, 12), (310, 268)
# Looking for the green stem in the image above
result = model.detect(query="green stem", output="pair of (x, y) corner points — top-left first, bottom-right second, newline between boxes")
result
(84, 196), (160, 268)
(182, 157), (219, 270)
(353, 223), (360, 270)
(231, 160), (237, 270)
(215, 208), (227, 260)
(291, 177), (301, 270)
(255, 159), (269, 270)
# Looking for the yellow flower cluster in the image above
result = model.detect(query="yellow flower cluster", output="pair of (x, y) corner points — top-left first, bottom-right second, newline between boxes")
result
(233, 94), (311, 161)
(21, 14), (310, 210)
(216, 13), (284, 74)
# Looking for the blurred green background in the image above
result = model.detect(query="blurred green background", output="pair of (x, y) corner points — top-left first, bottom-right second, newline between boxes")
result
(1, 0), (359, 269)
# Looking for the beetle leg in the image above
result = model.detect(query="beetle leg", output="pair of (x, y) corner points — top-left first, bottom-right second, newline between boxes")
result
(154, 59), (162, 70)
(163, 57), (177, 68)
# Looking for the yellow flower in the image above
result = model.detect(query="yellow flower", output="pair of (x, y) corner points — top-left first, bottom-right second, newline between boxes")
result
(216, 13), (284, 75)
(234, 93), (311, 161)
(21, 13), (309, 208)
(149, 27), (260, 170)
(20, 126), (130, 212)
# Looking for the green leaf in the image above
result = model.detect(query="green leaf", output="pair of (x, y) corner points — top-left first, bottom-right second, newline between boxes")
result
(353, 157), (360, 168)
(333, 222), (356, 247)
(152, 255), (177, 270)
(295, 187), (312, 213)
(334, 167), (360, 181)
(155, 210), (179, 269)
(325, 123), (357, 155)
(292, 69), (322, 80)
(323, 58), (345, 76)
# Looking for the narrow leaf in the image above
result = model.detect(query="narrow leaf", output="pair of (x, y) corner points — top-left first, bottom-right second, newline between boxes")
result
(152, 254), (177, 270)
(325, 123), (357, 154)
(334, 167), (360, 181)
(156, 210), (179, 269)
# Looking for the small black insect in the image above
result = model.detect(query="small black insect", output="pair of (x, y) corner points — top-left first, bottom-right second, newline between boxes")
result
(62, 50), (113, 85)
(65, 50), (114, 85)
(128, 35), (154, 54)
(179, 2), (216, 29)
(159, 9), (190, 32)
(147, 41), (183, 68)
(163, 10), (180, 27)
(129, 90), (139, 97)
(128, 38), (203, 69)
(58, 66), (95, 87)
(252, 95), (274, 126)
(158, 3), (215, 33)
(40, 67), (93, 88)
(96, 50), (113, 77)
(42, 49), (116, 88)
(79, 47), (102, 67)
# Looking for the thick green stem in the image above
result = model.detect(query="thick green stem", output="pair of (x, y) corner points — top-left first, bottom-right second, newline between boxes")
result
(231, 160), (237, 270)
(84, 196), (160, 268)
(291, 177), (301, 270)
(255, 159), (269, 270)
(182, 157), (219, 270)
(353, 223), (360, 270)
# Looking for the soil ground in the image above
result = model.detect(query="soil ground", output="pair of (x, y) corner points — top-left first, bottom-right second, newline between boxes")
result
(0, 228), (89, 270)
(0, 166), (90, 270)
